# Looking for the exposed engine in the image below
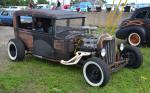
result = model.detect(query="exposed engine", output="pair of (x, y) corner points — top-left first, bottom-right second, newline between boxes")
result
(64, 27), (100, 52)
(79, 36), (98, 52)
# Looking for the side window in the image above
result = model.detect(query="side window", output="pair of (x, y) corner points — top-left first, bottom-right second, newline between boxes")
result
(34, 18), (53, 34)
(135, 11), (148, 19)
(18, 16), (32, 30)
(1, 11), (9, 16)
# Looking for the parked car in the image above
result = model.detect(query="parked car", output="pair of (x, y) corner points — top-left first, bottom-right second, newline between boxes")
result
(116, 7), (150, 46)
(2, 6), (27, 10)
(91, 5), (102, 12)
(70, 4), (79, 11)
(70, 2), (92, 12)
(79, 2), (92, 12)
(92, 0), (103, 12)
(0, 10), (15, 25)
(0, 10), (32, 26)
(105, 4), (115, 12)
(7, 9), (143, 87)
(135, 4), (150, 9)
(35, 4), (49, 9)
(63, 4), (70, 9)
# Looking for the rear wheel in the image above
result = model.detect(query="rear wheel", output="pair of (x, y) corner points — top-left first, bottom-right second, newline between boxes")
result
(121, 46), (143, 68)
(83, 57), (110, 87)
(7, 38), (25, 61)
(128, 33), (141, 47)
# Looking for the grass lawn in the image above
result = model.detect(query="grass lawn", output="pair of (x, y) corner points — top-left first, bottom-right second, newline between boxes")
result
(0, 48), (150, 93)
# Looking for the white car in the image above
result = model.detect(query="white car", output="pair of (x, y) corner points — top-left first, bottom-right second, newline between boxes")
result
(36, 4), (49, 9)
(2, 6), (27, 10)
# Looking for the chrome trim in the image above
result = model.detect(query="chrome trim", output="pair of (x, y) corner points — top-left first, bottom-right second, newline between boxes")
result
(104, 39), (116, 65)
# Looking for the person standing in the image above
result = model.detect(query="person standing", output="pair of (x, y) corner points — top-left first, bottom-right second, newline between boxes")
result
(28, 0), (35, 9)
(56, 0), (61, 10)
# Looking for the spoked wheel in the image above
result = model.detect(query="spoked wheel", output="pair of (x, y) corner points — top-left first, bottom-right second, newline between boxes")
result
(7, 38), (25, 61)
(128, 33), (141, 47)
(121, 46), (143, 68)
(83, 57), (110, 87)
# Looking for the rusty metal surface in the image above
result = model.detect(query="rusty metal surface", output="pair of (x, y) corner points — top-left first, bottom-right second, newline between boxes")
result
(14, 9), (85, 19)
(121, 19), (144, 28)
(54, 40), (65, 53)
(54, 39), (75, 53)
(97, 33), (113, 49)
(18, 30), (33, 50)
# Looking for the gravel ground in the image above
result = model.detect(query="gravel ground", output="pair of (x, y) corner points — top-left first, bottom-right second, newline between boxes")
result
(0, 26), (14, 63)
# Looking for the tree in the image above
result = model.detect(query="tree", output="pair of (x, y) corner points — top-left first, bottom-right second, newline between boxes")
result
(101, 0), (107, 3)
(2, 0), (11, 6)
(11, 0), (18, 5)
(19, 0), (29, 6)
(0, 0), (29, 6)
(37, 0), (48, 4)
(0, 0), (3, 5)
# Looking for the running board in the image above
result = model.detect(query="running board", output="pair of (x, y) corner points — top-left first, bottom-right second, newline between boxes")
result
(60, 51), (91, 65)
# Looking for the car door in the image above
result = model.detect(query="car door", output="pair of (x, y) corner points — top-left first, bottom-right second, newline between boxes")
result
(16, 15), (33, 51)
(32, 18), (54, 59)
(144, 11), (150, 41)
(144, 11), (150, 30)
(0, 11), (13, 25)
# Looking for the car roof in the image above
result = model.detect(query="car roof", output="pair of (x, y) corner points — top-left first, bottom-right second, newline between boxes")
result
(0, 9), (16, 13)
(136, 7), (150, 11)
(131, 7), (150, 18)
(14, 9), (86, 19)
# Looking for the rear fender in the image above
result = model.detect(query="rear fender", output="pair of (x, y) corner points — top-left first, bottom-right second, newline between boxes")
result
(116, 26), (146, 42)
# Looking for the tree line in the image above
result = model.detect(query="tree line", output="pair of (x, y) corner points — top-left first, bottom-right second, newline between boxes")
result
(0, 0), (48, 6)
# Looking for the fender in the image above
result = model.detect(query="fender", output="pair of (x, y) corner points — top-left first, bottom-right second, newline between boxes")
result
(116, 26), (147, 42)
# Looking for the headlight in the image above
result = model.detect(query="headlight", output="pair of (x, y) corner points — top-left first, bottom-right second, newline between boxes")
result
(101, 48), (106, 57)
(120, 43), (124, 51)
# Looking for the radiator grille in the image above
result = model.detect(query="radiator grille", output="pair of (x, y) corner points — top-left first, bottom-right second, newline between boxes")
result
(104, 39), (116, 65)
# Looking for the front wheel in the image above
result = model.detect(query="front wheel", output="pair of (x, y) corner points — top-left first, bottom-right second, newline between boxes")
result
(83, 57), (110, 87)
(121, 46), (143, 68)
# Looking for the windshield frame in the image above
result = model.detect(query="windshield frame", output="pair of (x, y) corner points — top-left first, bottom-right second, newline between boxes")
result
(55, 17), (85, 27)
(54, 17), (85, 35)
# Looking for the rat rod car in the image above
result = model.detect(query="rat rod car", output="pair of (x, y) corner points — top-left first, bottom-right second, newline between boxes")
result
(7, 9), (143, 87)
(116, 7), (150, 46)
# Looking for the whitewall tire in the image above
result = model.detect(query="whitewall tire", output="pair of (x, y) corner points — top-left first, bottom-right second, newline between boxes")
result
(83, 57), (110, 87)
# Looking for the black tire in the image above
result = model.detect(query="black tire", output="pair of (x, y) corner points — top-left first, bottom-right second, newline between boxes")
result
(83, 57), (110, 87)
(121, 46), (143, 68)
(7, 38), (25, 61)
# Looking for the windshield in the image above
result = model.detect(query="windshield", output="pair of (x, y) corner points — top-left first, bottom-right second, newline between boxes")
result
(56, 18), (84, 27)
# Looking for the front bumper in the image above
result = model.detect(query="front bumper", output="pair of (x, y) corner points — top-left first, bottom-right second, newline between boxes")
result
(109, 59), (128, 72)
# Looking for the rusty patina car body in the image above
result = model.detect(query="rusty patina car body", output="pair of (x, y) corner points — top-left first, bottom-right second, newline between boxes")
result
(7, 9), (143, 87)
(116, 7), (150, 46)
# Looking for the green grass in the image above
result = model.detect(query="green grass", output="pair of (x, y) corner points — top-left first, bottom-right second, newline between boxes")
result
(0, 48), (150, 93)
